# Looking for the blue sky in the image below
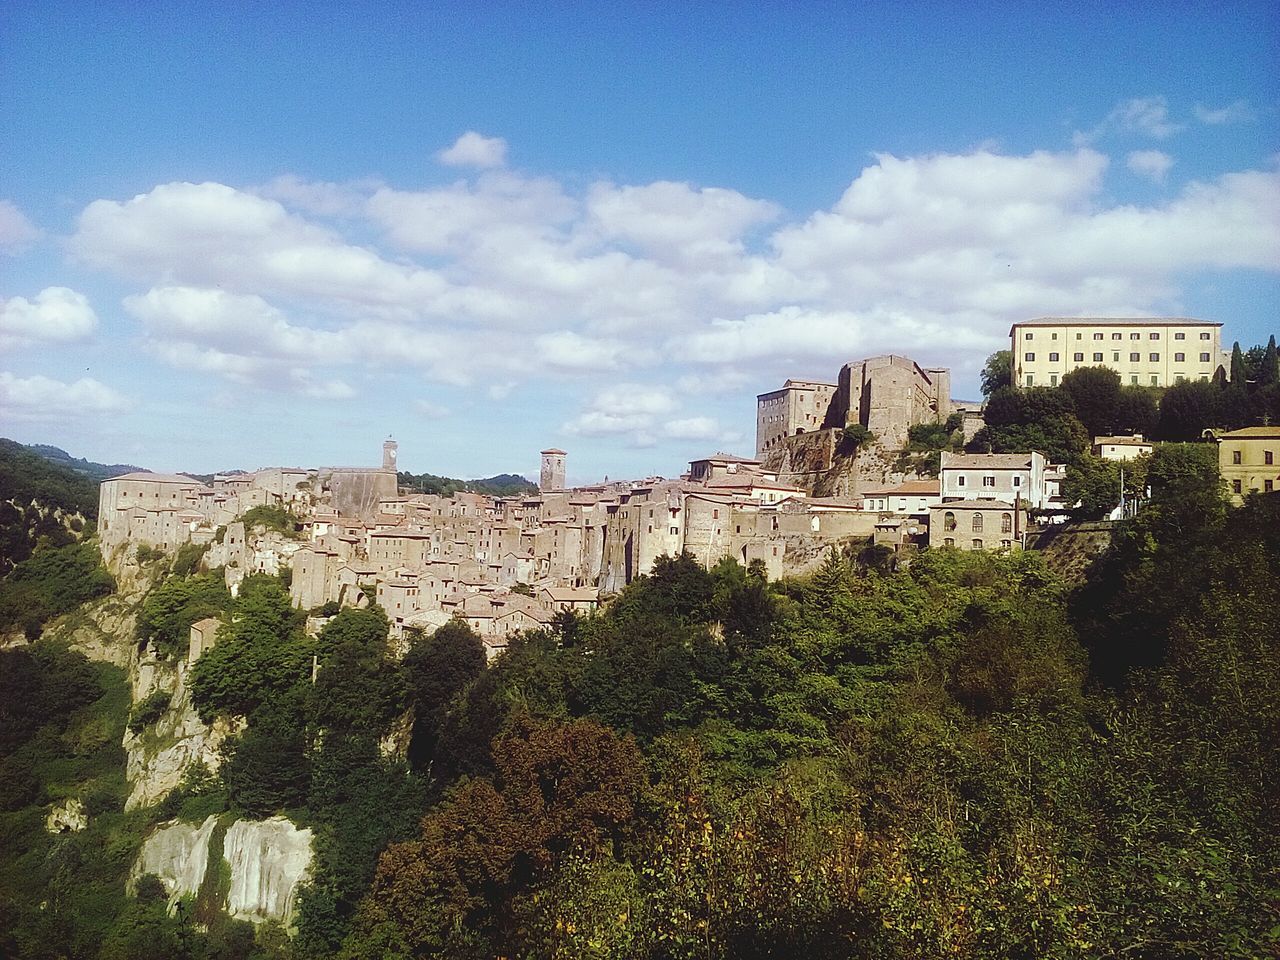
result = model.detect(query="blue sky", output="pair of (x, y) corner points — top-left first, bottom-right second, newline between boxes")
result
(2, 1), (1276, 481)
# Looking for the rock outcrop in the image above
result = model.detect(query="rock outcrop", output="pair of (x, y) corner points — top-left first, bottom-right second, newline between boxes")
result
(131, 816), (313, 927)
(131, 815), (219, 903)
(45, 798), (88, 833)
(224, 818), (314, 925)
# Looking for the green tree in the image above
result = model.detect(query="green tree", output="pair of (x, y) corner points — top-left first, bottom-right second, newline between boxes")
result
(403, 620), (486, 771)
(1060, 365), (1121, 438)
(1155, 379), (1225, 441)
(1230, 340), (1247, 384)
(1261, 334), (1279, 385)
(980, 350), (1012, 396)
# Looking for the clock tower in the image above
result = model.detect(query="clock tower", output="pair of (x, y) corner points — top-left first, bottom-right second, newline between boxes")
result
(382, 439), (398, 471)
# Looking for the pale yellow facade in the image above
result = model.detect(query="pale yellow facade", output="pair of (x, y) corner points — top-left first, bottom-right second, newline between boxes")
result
(1217, 427), (1280, 505)
(1010, 318), (1223, 389)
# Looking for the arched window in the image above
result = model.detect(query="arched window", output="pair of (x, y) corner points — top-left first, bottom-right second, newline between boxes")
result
(943, 511), (956, 532)
(1001, 513), (1012, 533)
(972, 512), (983, 532)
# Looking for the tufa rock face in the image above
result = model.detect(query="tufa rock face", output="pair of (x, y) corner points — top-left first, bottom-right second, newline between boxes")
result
(131, 815), (218, 903)
(45, 798), (88, 833)
(223, 818), (314, 926)
(130, 816), (313, 928)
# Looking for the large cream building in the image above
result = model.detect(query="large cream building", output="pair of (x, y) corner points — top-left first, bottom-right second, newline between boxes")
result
(1010, 318), (1224, 388)
(1217, 426), (1280, 504)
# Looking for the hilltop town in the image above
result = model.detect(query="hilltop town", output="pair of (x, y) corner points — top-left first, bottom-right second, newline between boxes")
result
(94, 316), (1279, 660)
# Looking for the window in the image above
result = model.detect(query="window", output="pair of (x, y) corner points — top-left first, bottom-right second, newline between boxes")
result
(1050, 374), (1058, 386)
(1267, 480), (1275, 493)
(712, 509), (718, 519)
(1130, 332), (1141, 340)
(1232, 479), (1242, 494)
(1026, 375), (1034, 386)
(944, 537), (955, 547)
(972, 513), (983, 532)
(1130, 352), (1141, 362)
(1025, 352), (1035, 361)
(1200, 352), (1210, 362)
(1048, 352), (1059, 362)
(1051, 332), (1058, 340)
(1150, 353), (1159, 362)
(1111, 332), (1122, 340)
(1151, 375), (1159, 385)
(1076, 333), (1083, 340)
(1001, 513), (1012, 533)
(1150, 332), (1160, 339)
(943, 511), (956, 532)
(1175, 332), (1185, 340)
(1093, 333), (1104, 340)
(1131, 376), (1139, 384)
(1267, 451), (1275, 465)
(1175, 352), (1185, 362)
(1200, 332), (1211, 340)
(1113, 352), (1120, 362)
(1074, 352), (1084, 361)
(972, 539), (983, 550)
(957, 476), (966, 487)
(1001, 539), (1012, 549)
(982, 476), (996, 487)
(1093, 353), (1103, 362)
(1013, 476), (1022, 487)
(1025, 332), (1033, 340)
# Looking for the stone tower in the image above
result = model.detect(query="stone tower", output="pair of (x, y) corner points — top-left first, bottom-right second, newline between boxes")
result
(382, 439), (398, 471)
(539, 448), (566, 492)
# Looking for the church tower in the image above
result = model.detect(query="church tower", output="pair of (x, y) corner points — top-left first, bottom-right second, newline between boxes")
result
(382, 438), (398, 471)
(539, 448), (566, 492)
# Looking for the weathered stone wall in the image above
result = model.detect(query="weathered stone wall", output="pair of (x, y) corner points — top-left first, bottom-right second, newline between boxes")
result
(322, 468), (397, 521)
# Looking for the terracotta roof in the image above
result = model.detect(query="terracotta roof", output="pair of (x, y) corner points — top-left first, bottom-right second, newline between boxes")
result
(1220, 426), (1280, 439)
(692, 452), (761, 464)
(886, 479), (941, 494)
(943, 453), (1034, 470)
(107, 471), (206, 484)
(1011, 316), (1219, 335)
(541, 448), (568, 455)
(933, 499), (1020, 509)
(541, 586), (598, 602)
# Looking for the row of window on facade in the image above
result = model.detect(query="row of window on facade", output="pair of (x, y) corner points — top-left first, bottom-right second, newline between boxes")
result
(1232, 479), (1275, 493)
(942, 511), (1013, 533)
(943, 538), (1015, 549)
(1231, 450), (1275, 465)
(1024, 331), (1212, 341)
(955, 475), (1020, 488)
(1025, 351), (1211, 363)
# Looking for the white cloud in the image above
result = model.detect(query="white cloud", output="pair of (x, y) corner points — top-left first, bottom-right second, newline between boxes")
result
(1194, 100), (1254, 125)
(664, 416), (721, 440)
(0, 287), (98, 348)
(563, 383), (681, 443)
(414, 400), (451, 419)
(0, 371), (129, 421)
(436, 131), (508, 169)
(1075, 96), (1185, 145)
(1127, 149), (1174, 183)
(255, 174), (382, 217)
(0, 201), (40, 253)
(535, 331), (631, 371)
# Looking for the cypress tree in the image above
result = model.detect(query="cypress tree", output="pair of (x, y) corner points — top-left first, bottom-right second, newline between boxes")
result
(1230, 341), (1247, 385)
(1261, 335), (1279, 385)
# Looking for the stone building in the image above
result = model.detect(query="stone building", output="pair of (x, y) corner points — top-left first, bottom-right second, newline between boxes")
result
(98, 472), (214, 553)
(824, 355), (951, 451)
(540, 448), (567, 492)
(1010, 317), (1224, 388)
(755, 379), (837, 459)
(940, 452), (1049, 510)
(1217, 426), (1280, 504)
(1092, 435), (1155, 461)
(929, 500), (1025, 552)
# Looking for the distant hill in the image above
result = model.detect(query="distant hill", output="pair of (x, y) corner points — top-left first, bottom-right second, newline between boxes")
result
(1, 439), (103, 573)
(398, 470), (538, 498)
(23, 443), (148, 484)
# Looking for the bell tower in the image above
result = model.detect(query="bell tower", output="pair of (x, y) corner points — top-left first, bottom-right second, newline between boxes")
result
(382, 438), (398, 471)
(539, 448), (566, 492)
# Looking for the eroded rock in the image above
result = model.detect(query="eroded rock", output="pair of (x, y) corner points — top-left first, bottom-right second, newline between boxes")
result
(130, 814), (218, 903)
(223, 818), (314, 926)
(45, 798), (88, 833)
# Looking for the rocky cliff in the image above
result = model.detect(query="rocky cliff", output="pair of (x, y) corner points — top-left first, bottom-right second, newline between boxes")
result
(132, 815), (313, 927)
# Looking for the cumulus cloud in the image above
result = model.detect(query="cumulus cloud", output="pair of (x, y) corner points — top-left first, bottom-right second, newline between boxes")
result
(66, 144), (1280, 443)
(0, 201), (40, 253)
(663, 416), (721, 440)
(436, 131), (508, 169)
(0, 371), (129, 421)
(1194, 100), (1254, 125)
(0, 287), (98, 348)
(1127, 149), (1174, 183)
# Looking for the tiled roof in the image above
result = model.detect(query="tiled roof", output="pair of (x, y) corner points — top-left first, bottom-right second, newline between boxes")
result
(943, 453), (1033, 469)
(1220, 426), (1280, 439)
(107, 472), (206, 484)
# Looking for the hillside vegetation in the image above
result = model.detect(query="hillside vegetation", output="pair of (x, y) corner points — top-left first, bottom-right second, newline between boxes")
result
(398, 470), (538, 497)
